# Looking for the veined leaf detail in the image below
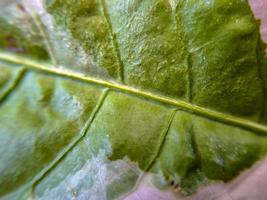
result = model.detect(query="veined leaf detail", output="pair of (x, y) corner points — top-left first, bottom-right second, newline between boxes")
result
(0, 0), (267, 199)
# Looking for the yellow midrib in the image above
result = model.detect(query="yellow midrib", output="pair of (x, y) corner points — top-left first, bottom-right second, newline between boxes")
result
(0, 51), (266, 135)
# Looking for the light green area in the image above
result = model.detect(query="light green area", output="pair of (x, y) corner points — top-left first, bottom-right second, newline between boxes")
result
(0, 71), (103, 199)
(35, 122), (140, 200)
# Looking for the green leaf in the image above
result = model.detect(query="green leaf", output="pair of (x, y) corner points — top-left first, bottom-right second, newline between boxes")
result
(0, 0), (267, 199)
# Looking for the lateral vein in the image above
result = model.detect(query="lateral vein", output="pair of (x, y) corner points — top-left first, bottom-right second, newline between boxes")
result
(31, 89), (110, 194)
(146, 109), (177, 171)
(99, 0), (125, 82)
(0, 67), (26, 103)
(31, 14), (58, 65)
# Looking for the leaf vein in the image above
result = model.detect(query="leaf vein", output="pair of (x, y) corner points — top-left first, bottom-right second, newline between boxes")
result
(0, 68), (26, 104)
(100, 0), (124, 82)
(30, 13), (57, 65)
(30, 88), (110, 195)
(172, 5), (193, 102)
(146, 109), (177, 171)
(0, 52), (267, 135)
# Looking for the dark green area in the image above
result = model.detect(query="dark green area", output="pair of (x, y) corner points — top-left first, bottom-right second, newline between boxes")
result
(45, 0), (121, 78)
(179, 0), (265, 120)
(152, 110), (267, 194)
(0, 63), (23, 99)
(86, 91), (174, 170)
(106, 0), (189, 98)
(0, 65), (12, 91)
(0, 17), (49, 60)
(45, 0), (267, 122)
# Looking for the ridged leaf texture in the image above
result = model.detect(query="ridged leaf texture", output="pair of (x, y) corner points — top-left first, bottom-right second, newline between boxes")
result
(0, 0), (267, 199)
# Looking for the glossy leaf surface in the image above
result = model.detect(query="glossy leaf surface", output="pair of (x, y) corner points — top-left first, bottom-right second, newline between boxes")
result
(0, 0), (267, 199)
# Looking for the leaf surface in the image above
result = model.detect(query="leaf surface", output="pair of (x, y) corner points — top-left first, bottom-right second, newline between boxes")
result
(0, 0), (267, 199)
